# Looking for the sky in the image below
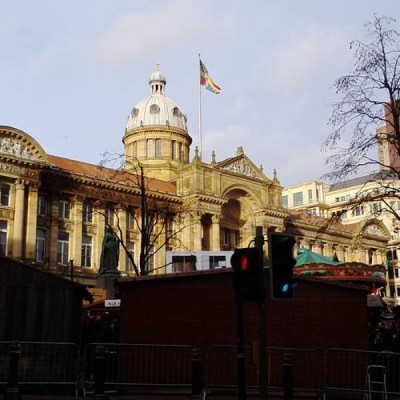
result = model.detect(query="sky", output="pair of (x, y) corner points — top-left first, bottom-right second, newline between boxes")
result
(1, 0), (399, 187)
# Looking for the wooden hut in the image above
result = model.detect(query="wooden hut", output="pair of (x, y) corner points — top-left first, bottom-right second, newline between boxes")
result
(0, 256), (92, 342)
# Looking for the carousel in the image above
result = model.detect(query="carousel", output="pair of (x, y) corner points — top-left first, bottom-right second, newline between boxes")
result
(294, 247), (387, 291)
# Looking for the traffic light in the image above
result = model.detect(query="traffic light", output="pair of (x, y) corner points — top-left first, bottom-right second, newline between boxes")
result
(269, 233), (296, 300)
(231, 248), (264, 302)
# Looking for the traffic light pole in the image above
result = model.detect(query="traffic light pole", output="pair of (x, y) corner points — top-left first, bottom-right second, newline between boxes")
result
(255, 226), (268, 400)
(235, 293), (246, 400)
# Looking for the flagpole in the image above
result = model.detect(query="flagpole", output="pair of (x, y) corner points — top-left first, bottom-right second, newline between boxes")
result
(198, 53), (203, 160)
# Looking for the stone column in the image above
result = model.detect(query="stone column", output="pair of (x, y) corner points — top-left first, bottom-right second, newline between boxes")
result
(25, 184), (38, 261)
(210, 214), (221, 251)
(193, 213), (202, 251)
(72, 196), (83, 266)
(12, 179), (25, 258)
(313, 241), (322, 255)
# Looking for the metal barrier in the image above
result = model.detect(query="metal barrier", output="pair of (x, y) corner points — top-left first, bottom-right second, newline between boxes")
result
(203, 344), (254, 396)
(2, 341), (399, 399)
(323, 348), (400, 399)
(267, 347), (321, 395)
(0, 341), (80, 397)
(82, 343), (195, 396)
(203, 345), (322, 398)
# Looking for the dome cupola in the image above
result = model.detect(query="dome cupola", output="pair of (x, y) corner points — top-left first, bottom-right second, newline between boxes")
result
(123, 66), (192, 180)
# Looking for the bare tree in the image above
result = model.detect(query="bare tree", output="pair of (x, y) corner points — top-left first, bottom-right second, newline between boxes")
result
(323, 15), (400, 219)
(96, 152), (191, 276)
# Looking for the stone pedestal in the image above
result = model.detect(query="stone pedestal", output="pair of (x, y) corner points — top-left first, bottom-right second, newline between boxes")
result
(98, 271), (121, 299)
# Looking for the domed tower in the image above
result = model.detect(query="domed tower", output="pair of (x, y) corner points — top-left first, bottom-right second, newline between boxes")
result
(123, 66), (192, 180)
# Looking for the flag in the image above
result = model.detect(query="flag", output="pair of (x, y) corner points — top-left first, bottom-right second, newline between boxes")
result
(200, 59), (221, 94)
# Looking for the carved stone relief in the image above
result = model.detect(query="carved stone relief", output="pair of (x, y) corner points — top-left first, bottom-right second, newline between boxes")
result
(0, 136), (38, 161)
(221, 159), (259, 178)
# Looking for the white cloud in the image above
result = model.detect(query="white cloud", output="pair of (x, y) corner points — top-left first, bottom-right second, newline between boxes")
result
(89, 0), (238, 68)
(257, 24), (350, 95)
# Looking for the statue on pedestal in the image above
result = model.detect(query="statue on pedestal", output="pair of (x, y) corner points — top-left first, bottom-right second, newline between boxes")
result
(98, 227), (120, 277)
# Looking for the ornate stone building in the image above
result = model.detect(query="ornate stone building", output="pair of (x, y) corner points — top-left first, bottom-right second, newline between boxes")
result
(0, 67), (389, 288)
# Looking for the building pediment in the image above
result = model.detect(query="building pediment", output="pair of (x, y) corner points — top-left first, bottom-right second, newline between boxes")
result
(0, 126), (48, 164)
(217, 155), (269, 181)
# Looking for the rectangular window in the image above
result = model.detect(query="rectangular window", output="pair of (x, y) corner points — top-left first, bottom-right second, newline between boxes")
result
(353, 206), (364, 216)
(171, 255), (196, 272)
(38, 195), (47, 216)
(371, 202), (382, 214)
(293, 192), (303, 206)
(178, 143), (182, 160)
(57, 231), (69, 265)
(171, 141), (177, 159)
(59, 200), (71, 219)
(36, 229), (46, 262)
(132, 142), (137, 158)
(281, 195), (288, 208)
(106, 208), (115, 227)
(81, 235), (92, 267)
(209, 255), (228, 269)
(146, 139), (155, 158)
(155, 139), (162, 157)
(0, 184), (10, 206)
(308, 189), (313, 203)
(0, 221), (7, 256)
(126, 211), (135, 230)
(125, 242), (135, 272)
(83, 202), (93, 223)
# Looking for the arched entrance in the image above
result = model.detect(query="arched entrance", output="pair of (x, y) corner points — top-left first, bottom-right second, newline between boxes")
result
(220, 188), (257, 250)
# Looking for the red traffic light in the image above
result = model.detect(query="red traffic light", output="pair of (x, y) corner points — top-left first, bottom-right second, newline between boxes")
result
(231, 248), (264, 302)
(240, 256), (248, 271)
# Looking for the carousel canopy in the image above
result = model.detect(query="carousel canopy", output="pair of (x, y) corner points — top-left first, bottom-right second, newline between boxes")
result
(295, 247), (340, 266)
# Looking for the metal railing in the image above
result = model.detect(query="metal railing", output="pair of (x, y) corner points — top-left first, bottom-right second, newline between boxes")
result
(323, 348), (400, 399)
(0, 341), (80, 397)
(203, 345), (321, 398)
(2, 340), (400, 399)
(82, 343), (195, 396)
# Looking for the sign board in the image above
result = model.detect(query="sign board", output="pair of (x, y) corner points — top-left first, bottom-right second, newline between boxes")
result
(105, 299), (121, 308)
